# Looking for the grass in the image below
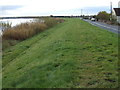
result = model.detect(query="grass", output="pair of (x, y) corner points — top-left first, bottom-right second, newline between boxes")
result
(2, 18), (118, 88)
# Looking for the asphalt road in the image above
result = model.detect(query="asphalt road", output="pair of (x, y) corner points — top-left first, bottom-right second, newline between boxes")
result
(82, 19), (120, 34)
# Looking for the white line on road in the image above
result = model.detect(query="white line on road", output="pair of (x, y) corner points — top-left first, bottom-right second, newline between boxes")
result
(81, 19), (119, 33)
(90, 22), (118, 31)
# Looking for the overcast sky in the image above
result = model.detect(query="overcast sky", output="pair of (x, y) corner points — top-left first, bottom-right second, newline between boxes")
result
(0, 0), (119, 16)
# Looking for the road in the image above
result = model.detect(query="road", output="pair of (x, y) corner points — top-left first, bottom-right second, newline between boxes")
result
(82, 19), (120, 34)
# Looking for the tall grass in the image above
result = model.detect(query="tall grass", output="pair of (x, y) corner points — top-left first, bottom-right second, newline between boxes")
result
(3, 22), (47, 40)
(44, 17), (64, 28)
(0, 22), (12, 28)
(2, 17), (64, 50)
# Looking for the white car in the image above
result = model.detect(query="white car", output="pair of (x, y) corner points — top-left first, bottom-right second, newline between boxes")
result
(91, 18), (95, 21)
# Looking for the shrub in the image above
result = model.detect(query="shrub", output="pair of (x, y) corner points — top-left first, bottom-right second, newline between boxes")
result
(96, 11), (110, 22)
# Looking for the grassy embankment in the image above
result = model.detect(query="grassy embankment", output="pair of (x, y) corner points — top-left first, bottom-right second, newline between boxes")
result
(3, 18), (118, 88)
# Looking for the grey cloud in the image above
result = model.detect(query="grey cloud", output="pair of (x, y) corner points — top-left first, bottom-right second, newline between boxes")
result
(0, 5), (23, 11)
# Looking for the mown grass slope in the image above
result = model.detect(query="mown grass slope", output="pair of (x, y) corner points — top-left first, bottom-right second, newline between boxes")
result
(2, 18), (118, 88)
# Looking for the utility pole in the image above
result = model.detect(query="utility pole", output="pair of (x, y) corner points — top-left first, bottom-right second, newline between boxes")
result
(110, 2), (112, 21)
(81, 9), (83, 16)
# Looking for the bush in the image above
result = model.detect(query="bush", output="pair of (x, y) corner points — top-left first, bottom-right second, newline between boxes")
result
(96, 11), (110, 22)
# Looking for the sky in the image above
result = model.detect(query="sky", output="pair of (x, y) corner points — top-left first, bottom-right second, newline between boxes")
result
(0, 0), (119, 16)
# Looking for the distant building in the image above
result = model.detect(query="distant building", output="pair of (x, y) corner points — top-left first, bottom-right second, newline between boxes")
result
(112, 9), (117, 20)
(113, 1), (120, 23)
(0, 30), (2, 36)
(118, 1), (120, 23)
